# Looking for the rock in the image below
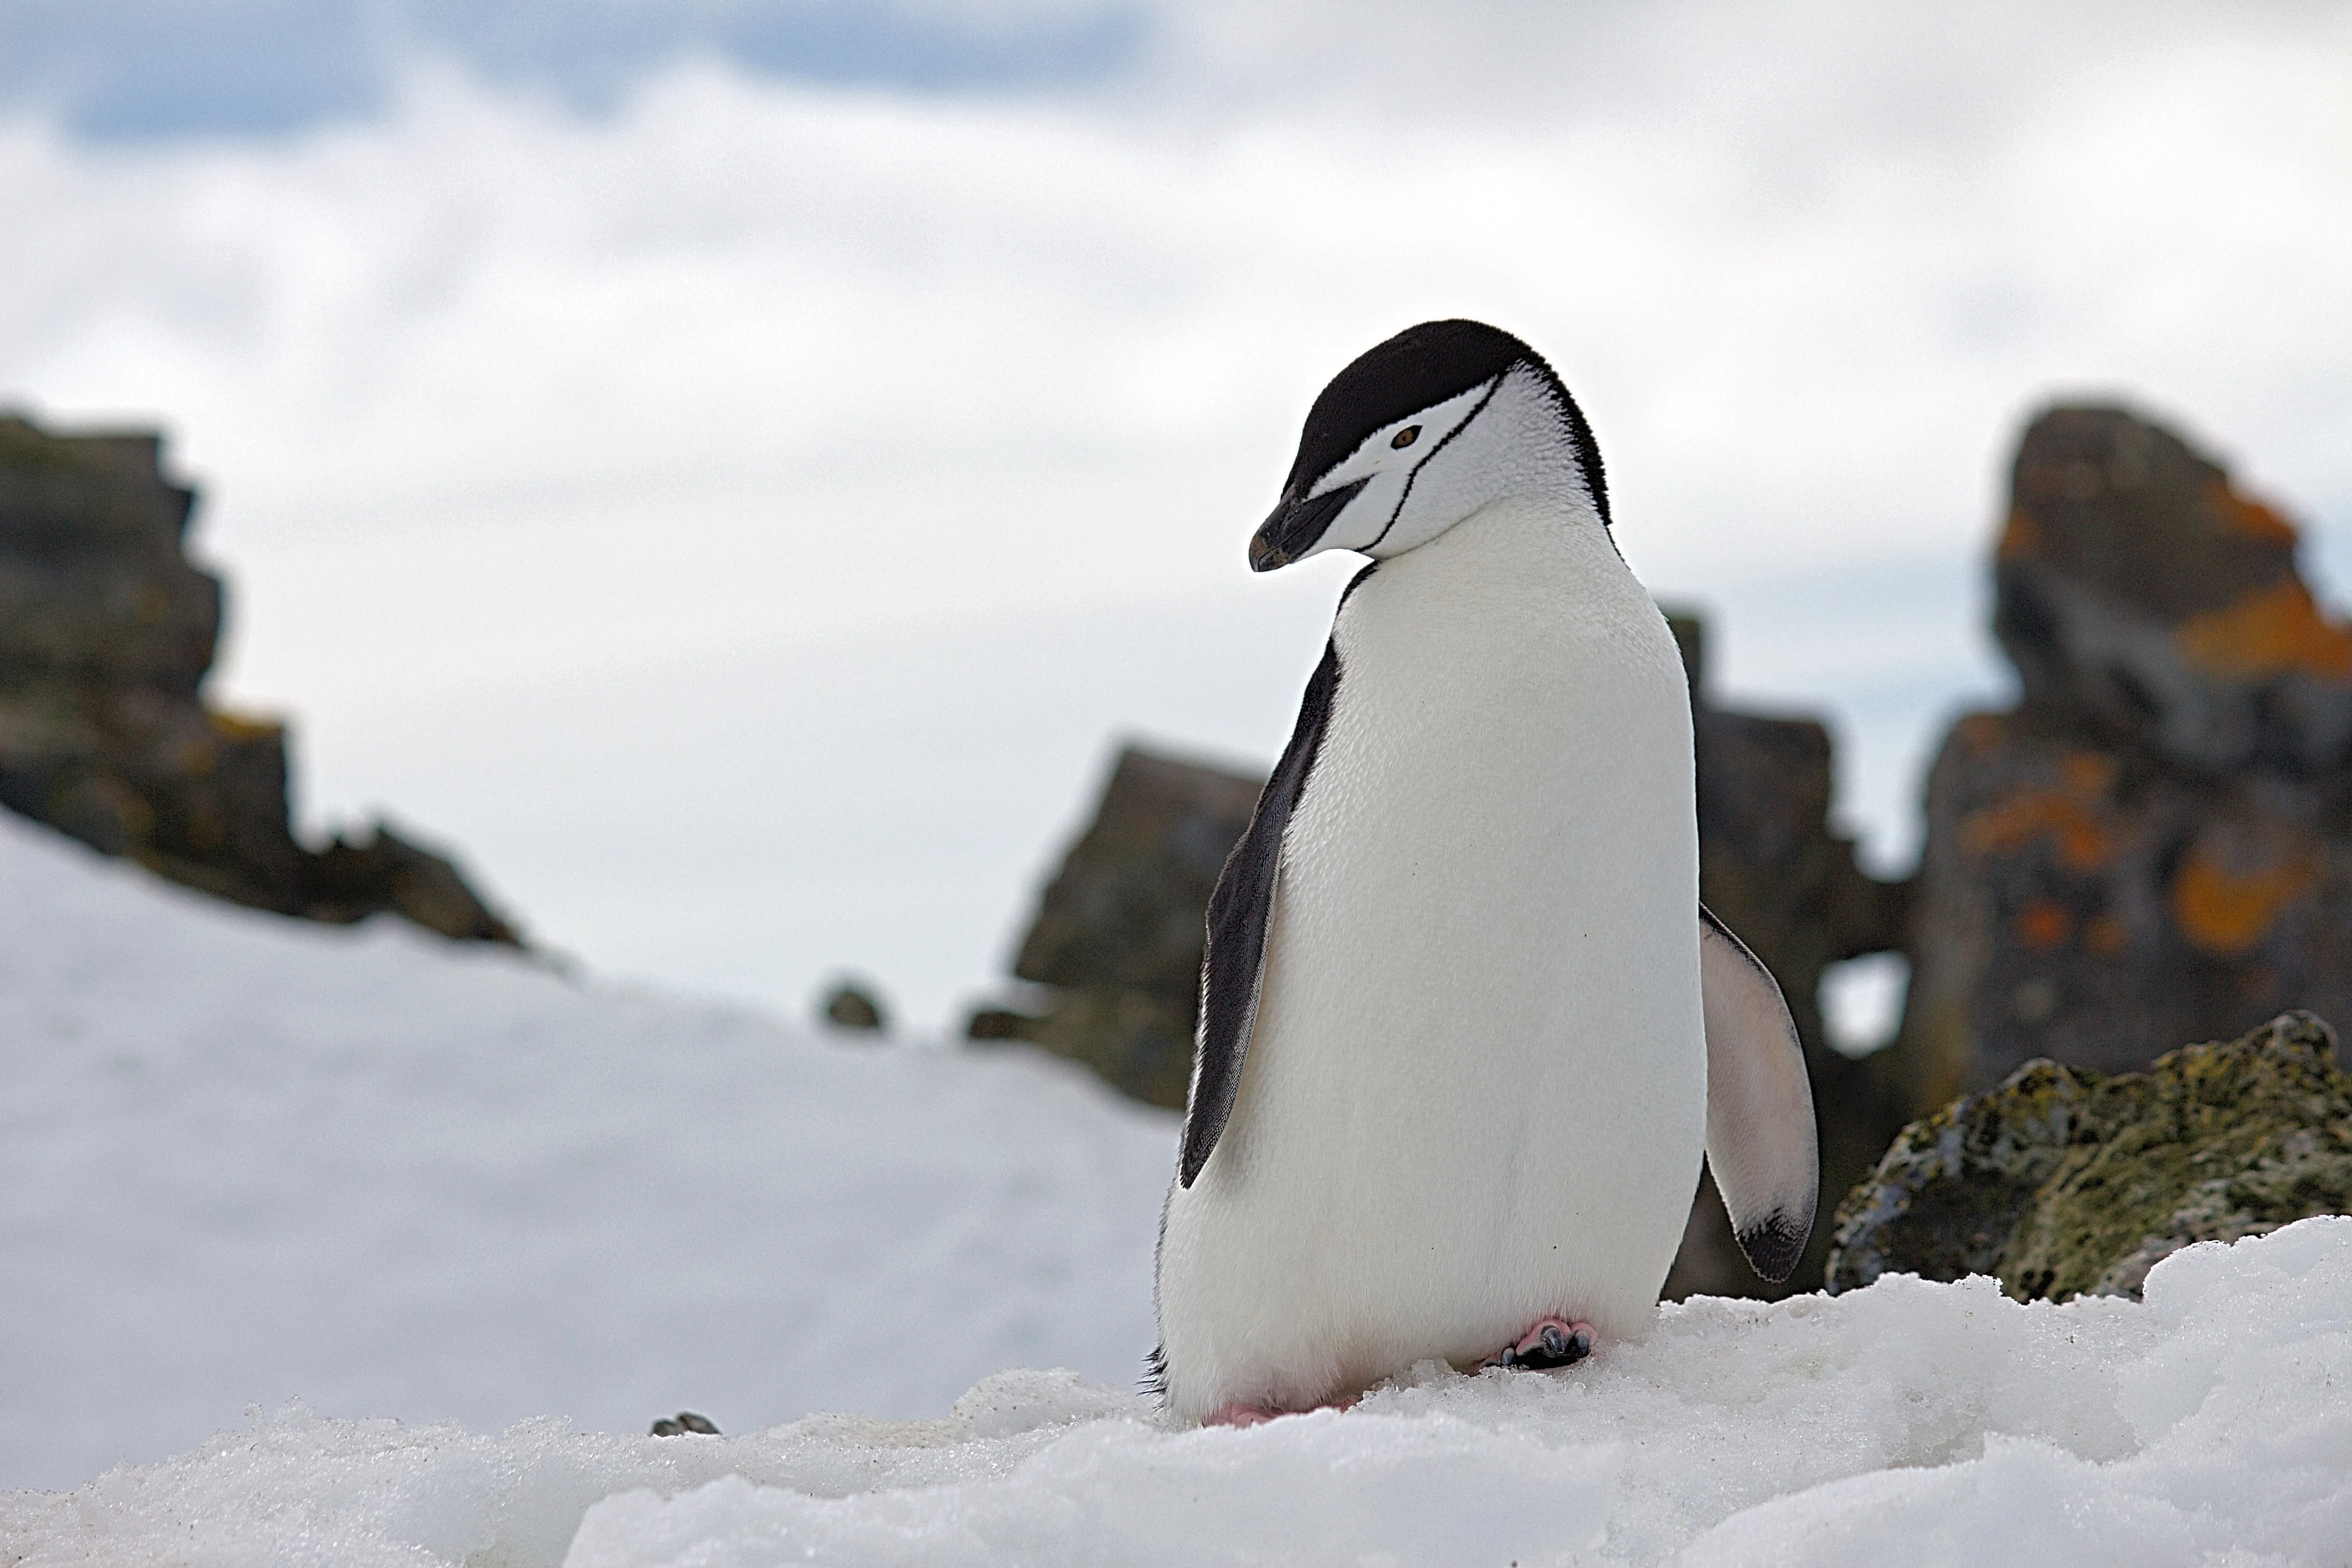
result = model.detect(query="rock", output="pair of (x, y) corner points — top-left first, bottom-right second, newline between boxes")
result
(1826, 1011), (2352, 1300)
(0, 411), (520, 945)
(982, 985), (1197, 1109)
(649, 1411), (720, 1436)
(964, 1007), (1034, 1043)
(1011, 746), (1265, 1008)
(305, 823), (519, 941)
(1995, 406), (2352, 776)
(969, 745), (1261, 1107)
(821, 980), (888, 1032)
(1660, 610), (1914, 1299)
(1885, 405), (2352, 1115)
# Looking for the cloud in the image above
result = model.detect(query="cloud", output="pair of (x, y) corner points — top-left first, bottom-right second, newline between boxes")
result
(1, 7), (2347, 1021)
(0, 0), (1144, 137)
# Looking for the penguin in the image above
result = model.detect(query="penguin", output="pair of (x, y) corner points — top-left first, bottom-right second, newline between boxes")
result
(1152, 320), (1818, 1426)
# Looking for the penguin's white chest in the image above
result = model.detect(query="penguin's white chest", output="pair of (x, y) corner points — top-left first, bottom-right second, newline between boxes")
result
(1155, 495), (1705, 1421)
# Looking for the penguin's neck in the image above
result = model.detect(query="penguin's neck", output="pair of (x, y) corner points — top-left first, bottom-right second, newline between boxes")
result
(1360, 489), (1631, 622)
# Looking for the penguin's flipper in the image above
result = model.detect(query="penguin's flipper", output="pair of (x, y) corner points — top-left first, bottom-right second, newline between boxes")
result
(1178, 638), (1343, 1188)
(1698, 905), (1819, 1282)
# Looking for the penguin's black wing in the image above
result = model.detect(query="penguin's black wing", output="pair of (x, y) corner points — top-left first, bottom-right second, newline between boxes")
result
(1178, 637), (1342, 1188)
(1698, 904), (1819, 1281)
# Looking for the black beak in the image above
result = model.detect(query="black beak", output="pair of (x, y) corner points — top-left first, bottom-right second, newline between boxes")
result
(1248, 478), (1368, 573)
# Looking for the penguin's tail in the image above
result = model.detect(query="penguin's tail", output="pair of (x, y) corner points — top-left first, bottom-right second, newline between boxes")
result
(1141, 1345), (1168, 1400)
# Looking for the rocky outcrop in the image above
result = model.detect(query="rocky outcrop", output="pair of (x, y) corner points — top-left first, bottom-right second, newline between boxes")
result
(1995, 408), (2352, 776)
(1886, 407), (2352, 1115)
(0, 412), (519, 943)
(1826, 1011), (2352, 1301)
(969, 745), (1261, 1108)
(1662, 612), (1913, 1298)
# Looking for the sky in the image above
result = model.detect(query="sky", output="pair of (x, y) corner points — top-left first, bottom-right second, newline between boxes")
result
(4, 0), (2349, 1036)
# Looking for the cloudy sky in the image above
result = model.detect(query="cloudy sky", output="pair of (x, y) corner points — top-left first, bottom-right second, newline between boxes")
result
(5, 0), (2349, 1034)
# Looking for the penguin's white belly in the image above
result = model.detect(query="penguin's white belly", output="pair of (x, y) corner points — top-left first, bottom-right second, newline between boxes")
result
(1156, 497), (1705, 1421)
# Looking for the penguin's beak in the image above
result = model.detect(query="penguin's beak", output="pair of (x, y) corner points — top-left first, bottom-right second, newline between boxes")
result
(1249, 478), (1369, 572)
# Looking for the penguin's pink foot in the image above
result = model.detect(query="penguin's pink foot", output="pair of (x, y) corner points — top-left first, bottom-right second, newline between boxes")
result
(1201, 1392), (1360, 1427)
(1483, 1318), (1594, 1371)
(1203, 1403), (1282, 1426)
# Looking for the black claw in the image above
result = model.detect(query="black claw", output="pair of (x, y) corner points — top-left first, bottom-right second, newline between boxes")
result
(1506, 1326), (1592, 1371)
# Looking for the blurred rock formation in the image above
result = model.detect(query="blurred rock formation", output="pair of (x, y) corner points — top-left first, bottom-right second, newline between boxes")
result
(969, 745), (1261, 1109)
(1826, 1011), (2352, 1301)
(1660, 612), (1913, 1300)
(0, 412), (519, 944)
(821, 979), (888, 1033)
(1884, 405), (2352, 1117)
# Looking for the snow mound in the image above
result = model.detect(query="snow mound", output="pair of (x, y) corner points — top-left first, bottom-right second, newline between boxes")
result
(8, 810), (2351, 1563)
(0, 811), (1176, 1491)
(9, 1219), (2349, 1566)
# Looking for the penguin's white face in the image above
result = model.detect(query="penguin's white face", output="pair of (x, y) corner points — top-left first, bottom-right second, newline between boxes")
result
(1248, 380), (1496, 571)
(1250, 321), (1607, 573)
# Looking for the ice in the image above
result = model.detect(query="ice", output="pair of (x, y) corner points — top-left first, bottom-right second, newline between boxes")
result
(5, 810), (2350, 1565)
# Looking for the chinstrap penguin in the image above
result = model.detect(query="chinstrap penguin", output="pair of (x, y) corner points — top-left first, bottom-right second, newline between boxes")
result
(1152, 319), (1818, 1426)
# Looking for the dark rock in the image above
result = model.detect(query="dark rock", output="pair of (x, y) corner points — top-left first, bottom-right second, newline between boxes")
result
(0, 411), (520, 945)
(980, 985), (1197, 1108)
(1885, 406), (2352, 1115)
(969, 745), (1261, 1107)
(964, 1007), (1035, 1043)
(821, 980), (888, 1032)
(1826, 1011), (2352, 1300)
(1012, 746), (1265, 1006)
(1661, 609), (1914, 1300)
(650, 1411), (720, 1436)
(1994, 406), (2352, 777)
(306, 823), (519, 941)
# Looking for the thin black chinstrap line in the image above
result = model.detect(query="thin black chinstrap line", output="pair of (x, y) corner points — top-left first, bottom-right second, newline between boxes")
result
(1365, 372), (1507, 553)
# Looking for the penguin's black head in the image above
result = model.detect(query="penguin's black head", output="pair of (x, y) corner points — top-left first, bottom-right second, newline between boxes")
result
(1249, 318), (1610, 572)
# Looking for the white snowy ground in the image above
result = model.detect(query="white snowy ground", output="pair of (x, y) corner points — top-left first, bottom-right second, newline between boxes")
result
(0, 809), (1176, 1492)
(7, 811), (2352, 1566)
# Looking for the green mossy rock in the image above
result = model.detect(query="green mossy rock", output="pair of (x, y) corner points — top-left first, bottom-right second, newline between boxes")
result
(1827, 1011), (2352, 1300)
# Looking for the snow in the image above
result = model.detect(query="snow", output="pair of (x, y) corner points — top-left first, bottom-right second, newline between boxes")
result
(10, 1222), (2352, 1566)
(8, 808), (2352, 1565)
(0, 809), (1176, 1492)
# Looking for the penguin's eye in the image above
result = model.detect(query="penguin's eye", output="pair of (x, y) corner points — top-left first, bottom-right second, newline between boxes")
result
(1391, 426), (1421, 450)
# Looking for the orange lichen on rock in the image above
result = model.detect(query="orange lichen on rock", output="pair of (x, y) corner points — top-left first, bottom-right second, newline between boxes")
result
(2210, 476), (2299, 548)
(2176, 578), (2352, 683)
(2059, 753), (2114, 796)
(2016, 900), (2073, 950)
(207, 710), (284, 743)
(2171, 843), (2316, 956)
(1996, 507), (2041, 562)
(1963, 791), (2114, 872)
(1956, 713), (2007, 754)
